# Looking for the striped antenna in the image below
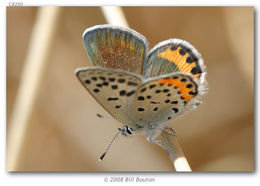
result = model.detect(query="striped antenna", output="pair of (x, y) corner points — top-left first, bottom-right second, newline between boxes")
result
(99, 128), (121, 162)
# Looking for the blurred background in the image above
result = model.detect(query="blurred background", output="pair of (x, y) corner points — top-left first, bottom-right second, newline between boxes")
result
(6, 7), (254, 171)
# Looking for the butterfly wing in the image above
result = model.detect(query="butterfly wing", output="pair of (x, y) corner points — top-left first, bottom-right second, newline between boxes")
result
(143, 38), (206, 85)
(129, 72), (199, 128)
(75, 67), (143, 125)
(83, 25), (148, 74)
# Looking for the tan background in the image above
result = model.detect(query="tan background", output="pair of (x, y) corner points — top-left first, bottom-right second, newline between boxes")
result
(6, 7), (254, 171)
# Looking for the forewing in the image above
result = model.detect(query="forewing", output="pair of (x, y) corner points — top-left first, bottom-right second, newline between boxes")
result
(129, 73), (198, 127)
(83, 25), (148, 74)
(143, 38), (206, 84)
(75, 67), (143, 125)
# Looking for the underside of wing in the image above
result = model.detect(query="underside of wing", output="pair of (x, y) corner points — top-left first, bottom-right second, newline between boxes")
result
(75, 67), (143, 125)
(129, 72), (199, 127)
(143, 38), (206, 85)
(83, 25), (148, 74)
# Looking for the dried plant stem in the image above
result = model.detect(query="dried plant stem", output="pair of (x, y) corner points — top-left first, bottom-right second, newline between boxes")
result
(100, 6), (191, 171)
(101, 6), (129, 27)
(7, 7), (61, 171)
(161, 128), (192, 171)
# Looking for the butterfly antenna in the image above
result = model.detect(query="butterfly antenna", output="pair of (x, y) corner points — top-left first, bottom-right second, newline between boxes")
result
(96, 113), (115, 120)
(99, 128), (121, 162)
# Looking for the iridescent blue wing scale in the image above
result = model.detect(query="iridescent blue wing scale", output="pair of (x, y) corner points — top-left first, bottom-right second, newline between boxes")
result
(83, 25), (148, 74)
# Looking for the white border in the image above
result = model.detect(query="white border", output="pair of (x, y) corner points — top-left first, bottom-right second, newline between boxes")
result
(1, 1), (258, 186)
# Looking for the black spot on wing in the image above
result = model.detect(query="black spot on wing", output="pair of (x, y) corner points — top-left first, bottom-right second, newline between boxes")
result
(172, 108), (179, 113)
(165, 99), (170, 104)
(120, 90), (126, 96)
(128, 81), (138, 86)
(96, 83), (102, 88)
(186, 84), (193, 88)
(111, 85), (118, 89)
(127, 90), (136, 97)
(93, 88), (99, 93)
(108, 77), (115, 82)
(107, 97), (119, 101)
(149, 84), (156, 89)
(170, 45), (177, 50)
(179, 48), (187, 55)
(189, 91), (197, 95)
(140, 87), (147, 93)
(163, 89), (169, 93)
(181, 78), (187, 82)
(137, 107), (145, 112)
(102, 81), (109, 86)
(137, 96), (145, 101)
(99, 76), (106, 81)
(115, 105), (121, 109)
(85, 80), (91, 84)
(118, 78), (126, 83)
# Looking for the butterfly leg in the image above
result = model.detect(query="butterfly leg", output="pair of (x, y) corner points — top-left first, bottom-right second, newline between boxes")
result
(146, 132), (169, 154)
(161, 127), (177, 136)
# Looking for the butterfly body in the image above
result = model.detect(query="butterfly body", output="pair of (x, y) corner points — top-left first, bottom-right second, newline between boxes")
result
(76, 25), (207, 154)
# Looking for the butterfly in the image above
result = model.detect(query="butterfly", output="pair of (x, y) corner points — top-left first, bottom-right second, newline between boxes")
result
(75, 25), (207, 160)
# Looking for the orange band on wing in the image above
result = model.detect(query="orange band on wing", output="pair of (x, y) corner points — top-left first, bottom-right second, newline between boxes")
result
(158, 46), (196, 74)
(159, 78), (196, 102)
